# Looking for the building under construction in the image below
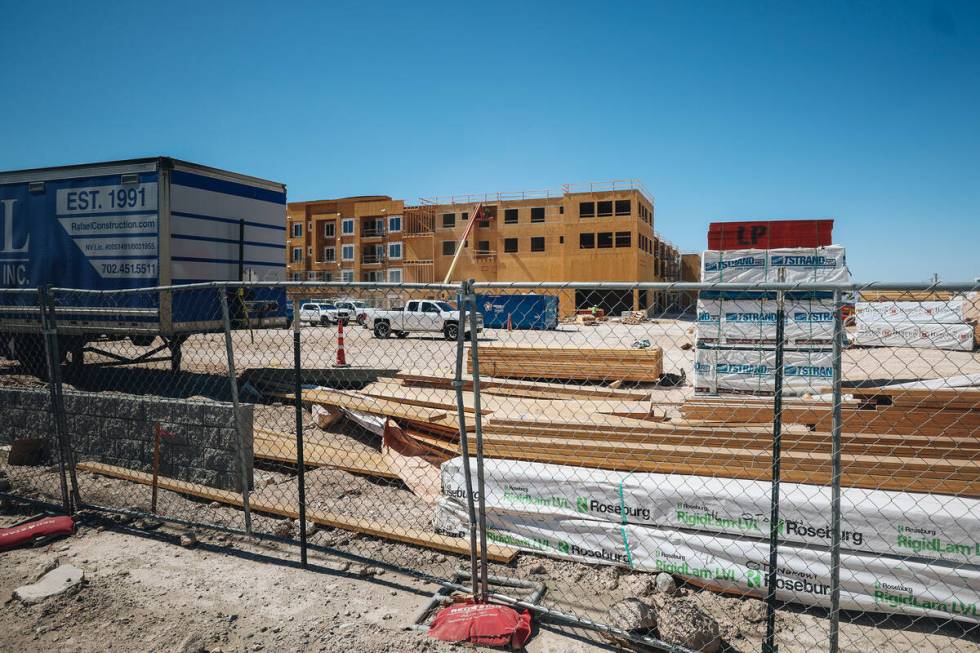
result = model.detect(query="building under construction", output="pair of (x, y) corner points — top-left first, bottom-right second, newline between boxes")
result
(286, 180), (691, 315)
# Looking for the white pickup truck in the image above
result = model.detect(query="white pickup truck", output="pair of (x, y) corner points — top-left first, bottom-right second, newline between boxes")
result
(298, 302), (351, 326)
(369, 299), (482, 340)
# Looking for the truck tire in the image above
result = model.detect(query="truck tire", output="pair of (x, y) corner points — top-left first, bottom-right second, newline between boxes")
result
(357, 314), (367, 327)
(374, 321), (392, 339)
(12, 334), (49, 379)
(395, 331), (408, 339)
(130, 335), (156, 347)
(443, 323), (459, 340)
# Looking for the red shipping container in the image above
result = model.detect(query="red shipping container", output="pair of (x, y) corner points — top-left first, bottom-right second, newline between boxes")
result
(707, 219), (833, 250)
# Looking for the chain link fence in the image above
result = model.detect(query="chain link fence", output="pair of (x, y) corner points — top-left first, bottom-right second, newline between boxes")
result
(1, 280), (978, 653)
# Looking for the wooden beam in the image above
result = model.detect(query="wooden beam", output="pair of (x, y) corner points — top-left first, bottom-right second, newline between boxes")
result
(76, 462), (517, 563)
(253, 429), (397, 479)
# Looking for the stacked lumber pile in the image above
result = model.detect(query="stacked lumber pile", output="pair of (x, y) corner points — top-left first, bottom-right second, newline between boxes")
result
(468, 346), (663, 383)
(298, 373), (978, 498)
(680, 388), (979, 436)
(672, 389), (979, 497)
(406, 413), (979, 498)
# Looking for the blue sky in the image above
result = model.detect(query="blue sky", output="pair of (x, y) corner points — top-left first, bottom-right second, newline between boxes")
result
(1, 1), (977, 281)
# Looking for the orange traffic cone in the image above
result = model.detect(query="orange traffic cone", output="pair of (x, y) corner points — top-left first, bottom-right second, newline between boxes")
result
(335, 319), (350, 368)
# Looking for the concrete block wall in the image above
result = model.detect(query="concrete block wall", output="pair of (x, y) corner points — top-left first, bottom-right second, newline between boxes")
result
(0, 388), (253, 492)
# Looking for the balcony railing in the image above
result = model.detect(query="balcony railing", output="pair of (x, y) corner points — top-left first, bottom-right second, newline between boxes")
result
(361, 253), (386, 265)
(361, 226), (386, 238)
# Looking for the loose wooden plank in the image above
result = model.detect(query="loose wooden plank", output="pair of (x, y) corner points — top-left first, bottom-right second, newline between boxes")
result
(76, 462), (517, 563)
(395, 371), (652, 400)
(253, 429), (398, 479)
(296, 389), (464, 437)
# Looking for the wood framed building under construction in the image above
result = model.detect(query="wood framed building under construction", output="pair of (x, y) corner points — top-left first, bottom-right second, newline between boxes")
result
(286, 180), (690, 316)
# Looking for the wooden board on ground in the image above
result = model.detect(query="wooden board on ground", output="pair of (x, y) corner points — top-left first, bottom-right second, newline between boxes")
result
(394, 371), (652, 400)
(296, 388), (464, 436)
(76, 462), (517, 563)
(253, 428), (398, 479)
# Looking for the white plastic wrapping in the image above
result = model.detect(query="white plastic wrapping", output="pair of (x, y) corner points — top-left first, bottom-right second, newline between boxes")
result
(696, 295), (835, 345)
(701, 246), (849, 284)
(440, 457), (980, 564)
(435, 499), (980, 624)
(694, 347), (833, 395)
(852, 322), (974, 352)
(855, 300), (968, 325)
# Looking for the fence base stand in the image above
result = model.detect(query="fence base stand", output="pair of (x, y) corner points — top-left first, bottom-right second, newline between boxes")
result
(410, 570), (546, 631)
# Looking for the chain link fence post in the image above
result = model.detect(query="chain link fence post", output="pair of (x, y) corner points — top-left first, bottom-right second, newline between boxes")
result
(764, 279), (787, 653)
(453, 281), (480, 598)
(218, 286), (253, 535)
(292, 296), (308, 567)
(38, 286), (79, 513)
(465, 279), (491, 603)
(828, 287), (845, 653)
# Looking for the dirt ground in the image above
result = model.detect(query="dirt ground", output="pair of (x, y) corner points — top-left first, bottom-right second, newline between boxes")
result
(2, 316), (979, 652)
(0, 506), (629, 653)
(4, 464), (978, 653)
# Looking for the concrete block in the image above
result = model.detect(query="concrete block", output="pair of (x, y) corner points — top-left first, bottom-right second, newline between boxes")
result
(164, 444), (198, 468)
(113, 439), (146, 462)
(172, 402), (205, 425)
(184, 468), (221, 488)
(158, 422), (192, 445)
(0, 388), (23, 406)
(202, 447), (233, 472)
(200, 402), (233, 427)
(67, 415), (102, 439)
(23, 390), (52, 411)
(96, 395), (144, 420)
(5, 409), (30, 429)
(144, 400), (175, 424)
(102, 418), (135, 440)
(61, 393), (90, 415)
(112, 396), (147, 421)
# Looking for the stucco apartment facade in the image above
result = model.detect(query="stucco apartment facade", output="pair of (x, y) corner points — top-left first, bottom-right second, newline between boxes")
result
(286, 181), (691, 315)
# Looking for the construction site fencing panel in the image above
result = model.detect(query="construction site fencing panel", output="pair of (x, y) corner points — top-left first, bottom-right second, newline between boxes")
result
(1, 280), (978, 653)
(461, 280), (980, 653)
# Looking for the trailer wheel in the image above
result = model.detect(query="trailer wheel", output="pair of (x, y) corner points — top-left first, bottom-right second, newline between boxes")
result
(373, 322), (391, 339)
(167, 337), (184, 374)
(443, 323), (459, 341)
(12, 334), (49, 379)
(67, 346), (85, 376)
(395, 331), (408, 339)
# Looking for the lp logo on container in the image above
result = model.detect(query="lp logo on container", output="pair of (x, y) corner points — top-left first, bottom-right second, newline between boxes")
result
(1, 199), (30, 286)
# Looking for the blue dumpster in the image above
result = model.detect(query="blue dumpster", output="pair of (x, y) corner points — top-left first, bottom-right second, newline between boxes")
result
(476, 294), (559, 330)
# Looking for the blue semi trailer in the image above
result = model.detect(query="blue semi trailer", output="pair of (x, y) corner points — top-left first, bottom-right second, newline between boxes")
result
(0, 157), (288, 373)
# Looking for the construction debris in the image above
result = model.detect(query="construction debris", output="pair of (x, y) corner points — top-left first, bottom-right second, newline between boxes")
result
(13, 565), (84, 604)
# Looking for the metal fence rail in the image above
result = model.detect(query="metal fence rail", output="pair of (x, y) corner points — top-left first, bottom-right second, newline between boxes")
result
(1, 280), (978, 653)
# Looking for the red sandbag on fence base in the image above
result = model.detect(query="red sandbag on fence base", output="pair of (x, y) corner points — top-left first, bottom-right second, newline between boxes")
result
(0, 515), (75, 551)
(428, 600), (533, 649)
